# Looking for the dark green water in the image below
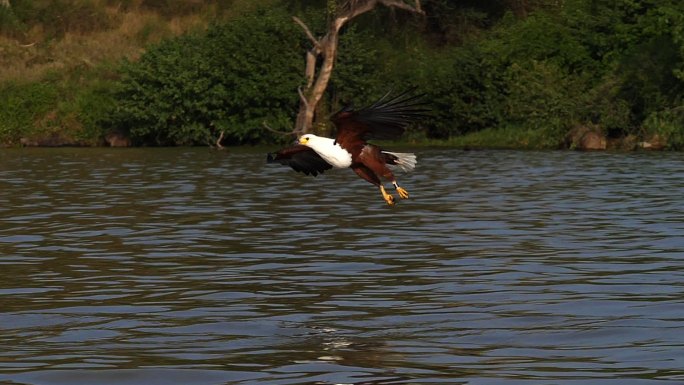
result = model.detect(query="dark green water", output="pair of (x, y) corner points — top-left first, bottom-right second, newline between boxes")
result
(1, 147), (683, 385)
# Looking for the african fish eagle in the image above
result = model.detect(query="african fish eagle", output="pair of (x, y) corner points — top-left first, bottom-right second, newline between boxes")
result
(267, 90), (428, 206)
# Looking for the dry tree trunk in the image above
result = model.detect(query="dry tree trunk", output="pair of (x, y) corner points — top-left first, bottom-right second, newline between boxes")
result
(292, 0), (424, 135)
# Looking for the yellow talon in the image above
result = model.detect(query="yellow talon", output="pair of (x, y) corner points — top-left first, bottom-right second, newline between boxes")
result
(380, 186), (396, 206)
(396, 186), (409, 199)
(385, 195), (395, 206)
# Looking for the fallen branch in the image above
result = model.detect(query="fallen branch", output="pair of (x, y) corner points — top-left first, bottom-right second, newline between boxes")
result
(215, 130), (225, 149)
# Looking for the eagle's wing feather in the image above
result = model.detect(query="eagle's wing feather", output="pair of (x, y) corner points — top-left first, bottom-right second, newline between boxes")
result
(331, 89), (429, 146)
(267, 144), (333, 177)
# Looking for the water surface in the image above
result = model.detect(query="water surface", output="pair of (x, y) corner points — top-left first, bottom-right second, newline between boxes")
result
(1, 148), (683, 384)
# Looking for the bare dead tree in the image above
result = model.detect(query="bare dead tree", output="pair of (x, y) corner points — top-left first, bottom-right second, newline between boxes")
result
(292, 0), (424, 135)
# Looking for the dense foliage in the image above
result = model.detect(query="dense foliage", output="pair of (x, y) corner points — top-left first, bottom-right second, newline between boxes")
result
(107, 10), (304, 145)
(2, 0), (684, 148)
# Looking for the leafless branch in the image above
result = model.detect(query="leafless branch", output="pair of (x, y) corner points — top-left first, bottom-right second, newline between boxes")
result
(378, 0), (425, 14)
(297, 87), (309, 108)
(339, 0), (423, 20)
(293, 0), (424, 134)
(215, 130), (225, 149)
(263, 122), (296, 137)
(292, 16), (321, 51)
(340, 0), (376, 20)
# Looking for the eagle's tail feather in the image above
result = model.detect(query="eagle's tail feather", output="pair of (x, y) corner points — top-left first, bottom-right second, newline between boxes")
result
(382, 151), (417, 172)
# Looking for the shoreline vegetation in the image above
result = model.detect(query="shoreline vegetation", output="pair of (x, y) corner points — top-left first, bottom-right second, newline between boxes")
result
(2, 0), (684, 151)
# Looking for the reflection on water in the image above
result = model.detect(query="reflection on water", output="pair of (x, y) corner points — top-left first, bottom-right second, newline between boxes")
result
(0, 147), (683, 385)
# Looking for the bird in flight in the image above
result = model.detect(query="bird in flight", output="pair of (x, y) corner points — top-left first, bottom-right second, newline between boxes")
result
(267, 90), (428, 206)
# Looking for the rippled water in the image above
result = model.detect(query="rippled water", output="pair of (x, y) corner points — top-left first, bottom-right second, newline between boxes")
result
(1, 147), (683, 385)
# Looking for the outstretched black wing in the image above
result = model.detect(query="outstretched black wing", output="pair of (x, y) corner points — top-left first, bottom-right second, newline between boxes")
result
(331, 89), (429, 146)
(267, 144), (333, 177)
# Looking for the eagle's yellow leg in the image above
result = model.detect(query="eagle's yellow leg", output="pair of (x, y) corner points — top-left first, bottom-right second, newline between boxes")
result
(393, 181), (409, 199)
(380, 185), (395, 206)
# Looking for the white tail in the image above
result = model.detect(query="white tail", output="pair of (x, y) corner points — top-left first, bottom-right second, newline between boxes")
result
(383, 151), (417, 172)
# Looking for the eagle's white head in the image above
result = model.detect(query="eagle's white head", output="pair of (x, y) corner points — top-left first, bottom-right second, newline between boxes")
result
(298, 134), (323, 147)
(298, 134), (352, 168)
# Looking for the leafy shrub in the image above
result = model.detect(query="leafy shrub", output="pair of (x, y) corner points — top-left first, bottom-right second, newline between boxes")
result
(642, 107), (684, 150)
(63, 72), (119, 143)
(0, 81), (58, 143)
(423, 45), (506, 138)
(108, 8), (304, 145)
(0, 5), (23, 37)
(503, 60), (585, 147)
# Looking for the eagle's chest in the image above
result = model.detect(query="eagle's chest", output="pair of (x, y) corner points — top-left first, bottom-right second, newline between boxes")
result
(316, 142), (353, 168)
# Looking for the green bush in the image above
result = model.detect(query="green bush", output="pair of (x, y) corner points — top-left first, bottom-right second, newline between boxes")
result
(5, 0), (684, 149)
(370, 38), (507, 139)
(63, 71), (118, 143)
(503, 60), (585, 147)
(643, 107), (684, 150)
(108, 8), (304, 145)
(0, 5), (23, 37)
(0, 81), (58, 144)
(424, 45), (506, 138)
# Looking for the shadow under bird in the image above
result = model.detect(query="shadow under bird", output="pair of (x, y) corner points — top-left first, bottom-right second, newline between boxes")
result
(267, 90), (429, 206)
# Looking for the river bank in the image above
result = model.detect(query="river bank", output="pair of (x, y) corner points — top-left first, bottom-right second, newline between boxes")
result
(1, 126), (671, 152)
(3, 1), (684, 150)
